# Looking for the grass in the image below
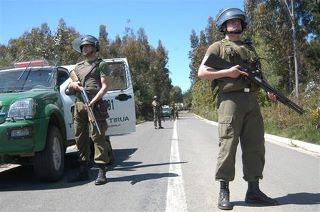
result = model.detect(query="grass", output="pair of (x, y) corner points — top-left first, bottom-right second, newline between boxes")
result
(192, 103), (320, 145)
(262, 104), (320, 144)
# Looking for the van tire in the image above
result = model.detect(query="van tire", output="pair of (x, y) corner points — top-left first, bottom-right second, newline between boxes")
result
(34, 126), (65, 181)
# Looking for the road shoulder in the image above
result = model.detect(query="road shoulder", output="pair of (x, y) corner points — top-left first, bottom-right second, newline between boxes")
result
(194, 114), (320, 157)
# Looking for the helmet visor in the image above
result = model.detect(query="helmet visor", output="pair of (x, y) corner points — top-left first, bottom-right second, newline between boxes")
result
(72, 37), (82, 53)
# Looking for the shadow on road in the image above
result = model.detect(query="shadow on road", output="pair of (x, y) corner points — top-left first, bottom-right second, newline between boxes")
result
(107, 148), (187, 185)
(108, 173), (178, 185)
(232, 192), (320, 208)
(111, 161), (187, 171)
(0, 148), (187, 190)
(276, 192), (320, 205)
(0, 152), (93, 191)
(0, 148), (138, 191)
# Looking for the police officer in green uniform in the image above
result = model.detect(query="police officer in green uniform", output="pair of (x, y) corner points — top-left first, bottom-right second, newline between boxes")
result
(152, 96), (163, 129)
(170, 102), (175, 120)
(198, 8), (278, 210)
(67, 35), (111, 185)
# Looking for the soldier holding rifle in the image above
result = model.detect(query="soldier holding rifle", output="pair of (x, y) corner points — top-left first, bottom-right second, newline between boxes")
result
(198, 8), (278, 210)
(152, 96), (163, 129)
(67, 35), (111, 185)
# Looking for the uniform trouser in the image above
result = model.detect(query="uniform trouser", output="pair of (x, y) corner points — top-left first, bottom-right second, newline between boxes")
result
(215, 92), (265, 182)
(153, 112), (162, 127)
(74, 101), (110, 165)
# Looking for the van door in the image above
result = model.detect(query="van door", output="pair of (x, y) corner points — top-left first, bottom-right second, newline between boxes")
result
(104, 58), (136, 135)
(60, 58), (136, 141)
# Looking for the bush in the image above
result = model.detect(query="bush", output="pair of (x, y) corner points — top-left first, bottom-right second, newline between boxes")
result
(191, 80), (217, 120)
(262, 90), (320, 144)
(192, 87), (320, 145)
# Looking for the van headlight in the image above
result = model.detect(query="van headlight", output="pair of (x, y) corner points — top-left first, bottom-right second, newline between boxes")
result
(7, 98), (36, 120)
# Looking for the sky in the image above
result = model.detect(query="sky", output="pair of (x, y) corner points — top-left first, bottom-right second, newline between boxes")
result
(0, 0), (244, 92)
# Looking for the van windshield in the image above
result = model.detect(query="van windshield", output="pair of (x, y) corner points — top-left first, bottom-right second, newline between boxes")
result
(0, 68), (55, 93)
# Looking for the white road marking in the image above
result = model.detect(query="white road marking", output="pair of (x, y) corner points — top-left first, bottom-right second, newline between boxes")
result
(165, 120), (188, 212)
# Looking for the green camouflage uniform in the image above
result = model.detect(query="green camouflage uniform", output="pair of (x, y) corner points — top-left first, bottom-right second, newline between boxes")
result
(207, 39), (265, 182)
(152, 99), (162, 128)
(73, 59), (111, 165)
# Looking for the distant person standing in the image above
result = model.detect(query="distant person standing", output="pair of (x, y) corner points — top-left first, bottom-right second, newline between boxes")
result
(170, 102), (175, 120)
(152, 96), (163, 129)
(175, 105), (179, 119)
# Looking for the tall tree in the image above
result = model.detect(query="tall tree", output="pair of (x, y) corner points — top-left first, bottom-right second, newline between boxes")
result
(98, 24), (109, 58)
(188, 16), (222, 118)
(189, 30), (200, 84)
(154, 40), (171, 104)
(244, 0), (319, 93)
(170, 86), (183, 103)
(53, 18), (79, 65)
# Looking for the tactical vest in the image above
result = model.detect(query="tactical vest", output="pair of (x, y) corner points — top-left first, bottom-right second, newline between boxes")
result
(75, 59), (103, 98)
(215, 39), (261, 93)
(152, 100), (161, 113)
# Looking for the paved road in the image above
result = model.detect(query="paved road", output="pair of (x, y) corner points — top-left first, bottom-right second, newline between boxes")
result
(0, 112), (319, 212)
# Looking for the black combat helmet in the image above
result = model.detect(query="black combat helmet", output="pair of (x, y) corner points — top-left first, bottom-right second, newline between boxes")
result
(215, 8), (248, 33)
(72, 35), (100, 53)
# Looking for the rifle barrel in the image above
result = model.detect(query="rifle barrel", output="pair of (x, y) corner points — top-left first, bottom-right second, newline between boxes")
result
(204, 54), (304, 115)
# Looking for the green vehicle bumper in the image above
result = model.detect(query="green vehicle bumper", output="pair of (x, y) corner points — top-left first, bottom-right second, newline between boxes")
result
(0, 118), (48, 156)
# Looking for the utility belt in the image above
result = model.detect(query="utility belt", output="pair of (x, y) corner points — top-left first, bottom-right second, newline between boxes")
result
(241, 87), (251, 93)
(217, 83), (255, 93)
(219, 87), (256, 94)
(75, 93), (96, 102)
(75, 92), (109, 121)
(75, 87), (99, 101)
(215, 77), (260, 94)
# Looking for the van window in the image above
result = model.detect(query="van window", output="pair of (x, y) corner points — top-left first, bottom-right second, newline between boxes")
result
(108, 62), (127, 91)
(57, 69), (69, 86)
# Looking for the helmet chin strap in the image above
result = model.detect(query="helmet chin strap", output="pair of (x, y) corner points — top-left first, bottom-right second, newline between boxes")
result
(226, 30), (243, 34)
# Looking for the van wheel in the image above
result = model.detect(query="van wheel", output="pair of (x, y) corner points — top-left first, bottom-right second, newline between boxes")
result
(34, 126), (65, 181)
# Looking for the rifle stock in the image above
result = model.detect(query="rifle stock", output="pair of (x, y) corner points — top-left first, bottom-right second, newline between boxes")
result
(69, 70), (102, 135)
(204, 54), (304, 115)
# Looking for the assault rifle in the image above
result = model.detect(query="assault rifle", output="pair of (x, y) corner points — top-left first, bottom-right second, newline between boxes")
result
(69, 70), (102, 135)
(204, 53), (304, 115)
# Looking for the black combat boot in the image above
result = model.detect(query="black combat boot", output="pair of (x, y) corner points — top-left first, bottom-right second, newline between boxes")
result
(68, 161), (90, 183)
(94, 164), (107, 185)
(218, 181), (233, 210)
(245, 181), (278, 206)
